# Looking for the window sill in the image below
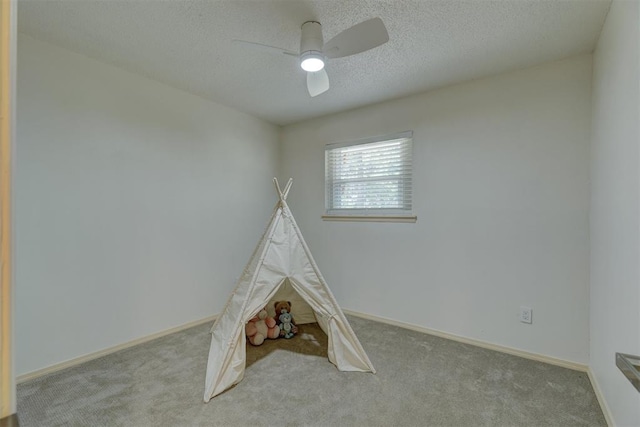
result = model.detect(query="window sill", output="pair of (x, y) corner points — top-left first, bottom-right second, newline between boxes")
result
(321, 215), (417, 223)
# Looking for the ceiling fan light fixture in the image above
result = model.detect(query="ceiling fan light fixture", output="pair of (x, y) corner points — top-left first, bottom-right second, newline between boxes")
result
(234, 17), (388, 98)
(300, 51), (325, 72)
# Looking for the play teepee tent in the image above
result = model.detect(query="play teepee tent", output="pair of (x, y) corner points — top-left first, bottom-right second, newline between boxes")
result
(204, 178), (375, 402)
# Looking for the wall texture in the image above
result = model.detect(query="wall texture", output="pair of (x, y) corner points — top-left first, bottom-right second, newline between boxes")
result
(590, 0), (640, 425)
(281, 55), (592, 364)
(15, 35), (280, 375)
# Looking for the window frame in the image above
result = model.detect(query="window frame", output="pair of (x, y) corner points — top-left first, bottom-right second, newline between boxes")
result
(323, 131), (416, 223)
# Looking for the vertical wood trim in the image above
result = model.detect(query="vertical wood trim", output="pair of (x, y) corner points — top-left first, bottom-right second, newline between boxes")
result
(0, 0), (13, 417)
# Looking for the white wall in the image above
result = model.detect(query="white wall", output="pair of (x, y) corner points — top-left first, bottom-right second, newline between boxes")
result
(15, 35), (280, 376)
(590, 0), (640, 425)
(281, 55), (592, 364)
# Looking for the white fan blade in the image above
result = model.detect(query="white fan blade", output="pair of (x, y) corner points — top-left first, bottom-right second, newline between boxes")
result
(307, 69), (330, 97)
(323, 17), (389, 59)
(232, 40), (298, 57)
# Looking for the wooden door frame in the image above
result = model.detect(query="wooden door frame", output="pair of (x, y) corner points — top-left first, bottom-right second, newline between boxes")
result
(0, 0), (16, 418)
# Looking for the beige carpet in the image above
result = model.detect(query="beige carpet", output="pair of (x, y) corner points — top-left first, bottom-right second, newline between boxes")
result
(17, 315), (606, 426)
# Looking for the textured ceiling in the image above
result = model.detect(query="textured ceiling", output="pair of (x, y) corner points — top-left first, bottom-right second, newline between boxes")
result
(18, 0), (611, 126)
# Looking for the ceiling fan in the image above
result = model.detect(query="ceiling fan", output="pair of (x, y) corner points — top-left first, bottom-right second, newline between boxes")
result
(233, 17), (389, 97)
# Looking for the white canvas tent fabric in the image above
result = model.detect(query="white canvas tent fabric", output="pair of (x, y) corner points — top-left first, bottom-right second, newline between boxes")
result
(204, 178), (376, 402)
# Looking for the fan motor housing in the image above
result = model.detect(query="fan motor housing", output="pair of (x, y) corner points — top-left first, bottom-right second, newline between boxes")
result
(300, 21), (324, 55)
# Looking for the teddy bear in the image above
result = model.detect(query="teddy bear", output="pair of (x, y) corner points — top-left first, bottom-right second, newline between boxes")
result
(273, 301), (296, 324)
(278, 311), (295, 339)
(245, 308), (280, 346)
(274, 300), (298, 337)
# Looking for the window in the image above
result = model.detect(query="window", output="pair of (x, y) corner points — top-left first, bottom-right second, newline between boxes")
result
(324, 131), (415, 222)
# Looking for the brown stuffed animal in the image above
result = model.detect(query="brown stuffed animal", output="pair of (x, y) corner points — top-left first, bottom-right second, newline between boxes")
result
(273, 300), (298, 335)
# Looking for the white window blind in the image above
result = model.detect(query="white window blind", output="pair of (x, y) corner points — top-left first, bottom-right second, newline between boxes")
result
(325, 131), (413, 216)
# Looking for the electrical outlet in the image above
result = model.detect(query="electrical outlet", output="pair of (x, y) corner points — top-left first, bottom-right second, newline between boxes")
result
(520, 306), (532, 324)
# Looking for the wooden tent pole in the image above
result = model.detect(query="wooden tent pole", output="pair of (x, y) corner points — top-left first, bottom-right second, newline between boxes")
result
(272, 177), (283, 200)
(282, 178), (293, 200)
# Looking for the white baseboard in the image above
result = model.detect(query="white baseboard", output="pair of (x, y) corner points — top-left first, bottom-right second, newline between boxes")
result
(587, 367), (615, 427)
(19, 309), (609, 424)
(17, 315), (217, 384)
(344, 310), (619, 424)
(343, 309), (588, 372)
